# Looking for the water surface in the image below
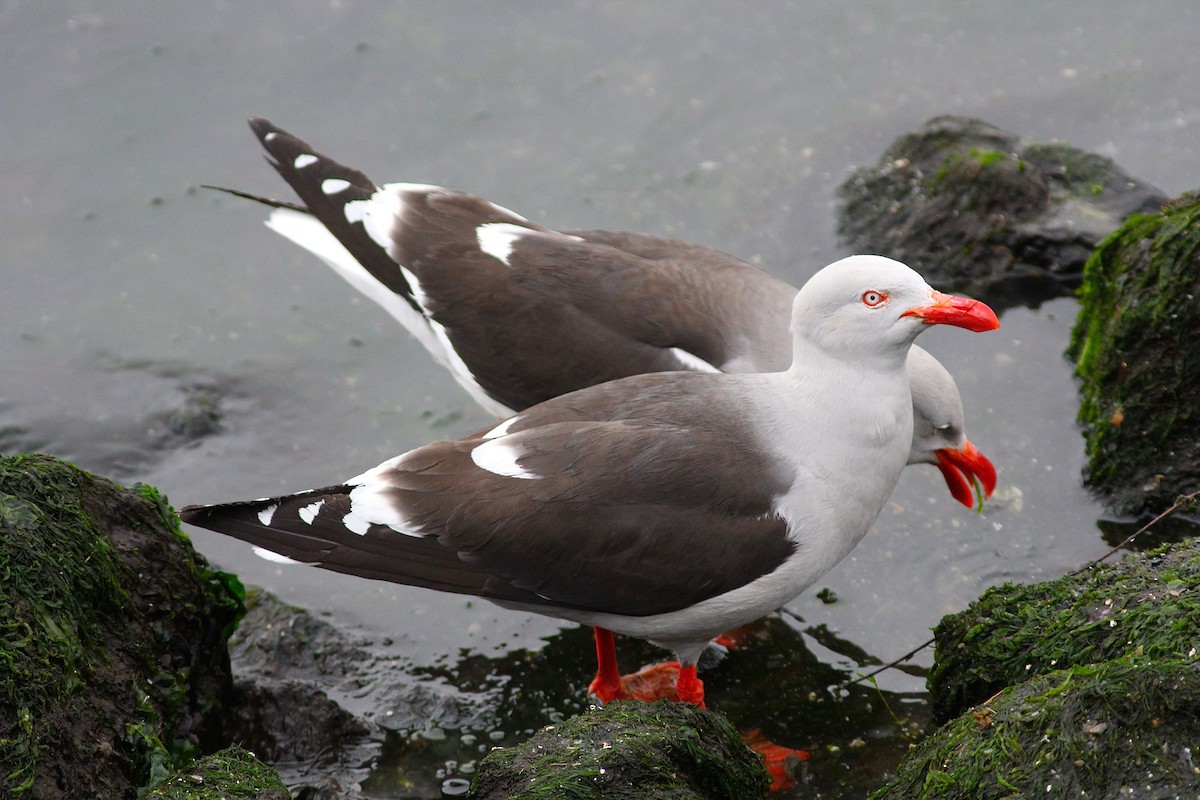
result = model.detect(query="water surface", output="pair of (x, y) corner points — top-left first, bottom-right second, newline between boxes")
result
(2, 3), (1197, 796)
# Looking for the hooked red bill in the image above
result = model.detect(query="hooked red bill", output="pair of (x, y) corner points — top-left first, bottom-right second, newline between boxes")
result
(935, 439), (998, 508)
(902, 290), (1000, 332)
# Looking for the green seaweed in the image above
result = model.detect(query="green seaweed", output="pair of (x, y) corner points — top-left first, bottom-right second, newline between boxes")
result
(0, 453), (245, 796)
(872, 659), (1200, 799)
(471, 700), (770, 800)
(1068, 193), (1200, 514)
(0, 455), (131, 793)
(928, 539), (1200, 722)
(143, 746), (289, 800)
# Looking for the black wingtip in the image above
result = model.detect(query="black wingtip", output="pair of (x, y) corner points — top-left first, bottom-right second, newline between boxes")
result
(247, 116), (282, 140)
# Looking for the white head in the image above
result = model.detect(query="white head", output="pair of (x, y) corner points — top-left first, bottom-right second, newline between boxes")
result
(790, 255), (999, 369)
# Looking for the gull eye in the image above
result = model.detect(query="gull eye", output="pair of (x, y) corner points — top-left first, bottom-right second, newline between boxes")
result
(862, 290), (888, 308)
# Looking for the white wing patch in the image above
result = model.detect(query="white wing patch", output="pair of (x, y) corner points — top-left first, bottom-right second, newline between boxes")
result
(293, 153), (319, 169)
(342, 462), (428, 537)
(669, 347), (721, 373)
(471, 438), (542, 480)
(322, 178), (352, 195)
(343, 187), (400, 251)
(476, 222), (585, 267)
(257, 503), (279, 526)
(476, 222), (528, 266)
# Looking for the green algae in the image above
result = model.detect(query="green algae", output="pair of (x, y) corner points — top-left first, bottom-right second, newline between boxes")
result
(144, 746), (289, 800)
(470, 700), (770, 800)
(928, 539), (1200, 723)
(1068, 193), (1200, 515)
(872, 659), (1200, 799)
(0, 453), (246, 796)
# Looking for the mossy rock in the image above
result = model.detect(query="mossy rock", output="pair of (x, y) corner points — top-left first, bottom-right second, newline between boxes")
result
(872, 659), (1200, 799)
(0, 452), (245, 797)
(838, 115), (1165, 310)
(143, 746), (289, 799)
(928, 539), (1200, 722)
(470, 700), (770, 800)
(1067, 193), (1200, 516)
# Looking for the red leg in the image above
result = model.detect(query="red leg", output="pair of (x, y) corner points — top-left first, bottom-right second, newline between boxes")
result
(675, 663), (705, 707)
(588, 627), (629, 703)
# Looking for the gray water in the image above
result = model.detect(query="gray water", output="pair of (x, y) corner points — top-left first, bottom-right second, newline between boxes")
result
(3, 2), (1198, 795)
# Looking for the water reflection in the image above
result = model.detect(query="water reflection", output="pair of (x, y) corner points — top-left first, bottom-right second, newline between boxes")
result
(361, 614), (930, 799)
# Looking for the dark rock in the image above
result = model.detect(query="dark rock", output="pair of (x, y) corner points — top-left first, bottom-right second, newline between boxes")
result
(230, 679), (373, 776)
(1068, 193), (1200, 516)
(872, 659), (1200, 800)
(0, 452), (244, 797)
(838, 115), (1166, 309)
(470, 700), (770, 800)
(228, 588), (374, 683)
(144, 745), (290, 799)
(927, 539), (1200, 723)
(226, 590), (379, 793)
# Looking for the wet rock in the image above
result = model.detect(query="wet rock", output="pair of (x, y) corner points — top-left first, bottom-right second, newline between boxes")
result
(0, 452), (245, 797)
(872, 659), (1200, 799)
(1067, 193), (1200, 516)
(228, 588), (374, 683)
(230, 679), (373, 780)
(226, 590), (380, 793)
(838, 115), (1166, 309)
(470, 700), (770, 800)
(927, 538), (1200, 723)
(144, 745), (289, 799)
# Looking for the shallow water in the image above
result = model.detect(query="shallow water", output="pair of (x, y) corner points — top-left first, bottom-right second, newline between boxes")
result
(3, 3), (1199, 796)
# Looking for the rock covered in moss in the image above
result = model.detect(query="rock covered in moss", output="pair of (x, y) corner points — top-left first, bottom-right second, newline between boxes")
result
(838, 115), (1165, 308)
(470, 700), (770, 800)
(927, 539), (1200, 722)
(872, 659), (1200, 799)
(1067, 193), (1200, 516)
(0, 453), (245, 797)
(143, 746), (289, 799)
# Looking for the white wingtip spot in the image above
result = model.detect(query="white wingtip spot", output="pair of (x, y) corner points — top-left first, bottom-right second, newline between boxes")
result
(298, 499), (325, 525)
(322, 178), (352, 195)
(252, 545), (304, 565)
(257, 503), (279, 526)
(294, 153), (319, 169)
(471, 438), (542, 480)
(476, 222), (528, 266)
(263, 131), (278, 142)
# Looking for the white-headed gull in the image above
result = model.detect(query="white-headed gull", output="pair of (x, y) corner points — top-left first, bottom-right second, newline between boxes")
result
(181, 255), (999, 707)
(214, 118), (996, 507)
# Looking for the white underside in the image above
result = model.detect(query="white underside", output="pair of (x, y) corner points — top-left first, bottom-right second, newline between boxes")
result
(265, 207), (513, 418)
